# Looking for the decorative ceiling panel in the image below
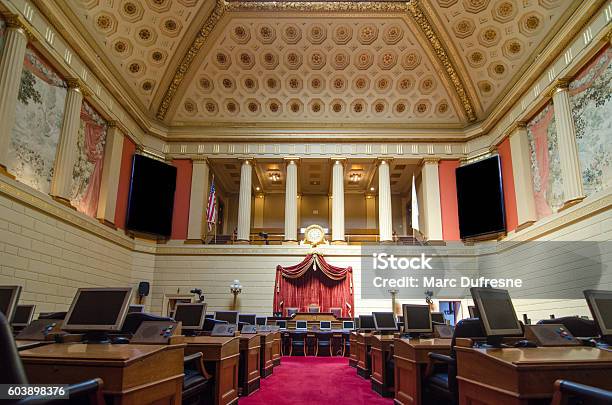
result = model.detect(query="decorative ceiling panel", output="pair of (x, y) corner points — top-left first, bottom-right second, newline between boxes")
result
(429, 0), (575, 113)
(172, 17), (461, 125)
(68, 0), (210, 110)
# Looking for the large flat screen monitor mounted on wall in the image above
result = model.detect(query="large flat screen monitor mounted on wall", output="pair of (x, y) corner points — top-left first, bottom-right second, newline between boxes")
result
(456, 155), (506, 240)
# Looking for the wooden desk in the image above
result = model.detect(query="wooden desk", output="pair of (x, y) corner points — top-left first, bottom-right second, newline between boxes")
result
(356, 333), (374, 378)
(15, 340), (52, 351)
(456, 346), (612, 405)
(370, 334), (395, 397)
(259, 332), (274, 377)
(20, 343), (184, 405)
(393, 338), (452, 405)
(238, 334), (260, 396)
(349, 332), (358, 367)
(184, 336), (239, 405)
(271, 331), (281, 366)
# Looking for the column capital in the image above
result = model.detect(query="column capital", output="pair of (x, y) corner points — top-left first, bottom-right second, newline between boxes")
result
(283, 156), (299, 165)
(508, 121), (527, 135)
(547, 79), (571, 97)
(330, 157), (346, 165)
(238, 157), (255, 165)
(422, 157), (440, 165)
(2, 13), (35, 41)
(376, 157), (393, 166)
(66, 78), (91, 97)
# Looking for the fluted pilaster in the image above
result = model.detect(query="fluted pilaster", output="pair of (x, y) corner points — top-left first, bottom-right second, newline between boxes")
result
(331, 158), (345, 242)
(378, 159), (393, 242)
(284, 158), (298, 242)
(187, 159), (210, 241)
(509, 123), (537, 229)
(0, 20), (28, 177)
(96, 123), (124, 226)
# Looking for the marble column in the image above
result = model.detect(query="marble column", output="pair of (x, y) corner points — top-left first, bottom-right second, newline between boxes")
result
(509, 123), (537, 229)
(50, 80), (85, 207)
(236, 159), (253, 242)
(331, 158), (345, 243)
(378, 159), (393, 242)
(96, 122), (124, 226)
(552, 82), (585, 209)
(186, 158), (210, 242)
(0, 17), (29, 177)
(421, 158), (443, 241)
(284, 158), (298, 242)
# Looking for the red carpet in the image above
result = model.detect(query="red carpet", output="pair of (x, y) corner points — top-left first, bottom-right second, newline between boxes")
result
(240, 356), (393, 405)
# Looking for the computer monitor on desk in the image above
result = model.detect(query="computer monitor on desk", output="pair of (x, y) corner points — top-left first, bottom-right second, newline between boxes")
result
(359, 315), (375, 332)
(128, 304), (145, 313)
(174, 303), (207, 336)
(12, 304), (36, 327)
(256, 316), (267, 326)
(62, 287), (132, 343)
(471, 287), (523, 347)
(373, 312), (397, 334)
(431, 312), (445, 324)
(0, 285), (22, 323)
(215, 311), (239, 325)
(584, 290), (612, 345)
(468, 305), (480, 318)
(239, 314), (257, 325)
(343, 321), (355, 330)
(296, 320), (308, 330)
(402, 304), (432, 339)
(276, 320), (287, 330)
(320, 321), (331, 330)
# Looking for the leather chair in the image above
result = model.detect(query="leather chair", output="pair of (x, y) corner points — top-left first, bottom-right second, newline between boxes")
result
(120, 312), (174, 336)
(341, 331), (350, 357)
(290, 331), (308, 356)
(0, 313), (105, 405)
(330, 307), (342, 318)
(551, 379), (612, 405)
(537, 316), (597, 338)
(423, 318), (485, 405)
(315, 331), (333, 356)
(307, 304), (320, 313)
(286, 308), (299, 317)
(182, 352), (213, 405)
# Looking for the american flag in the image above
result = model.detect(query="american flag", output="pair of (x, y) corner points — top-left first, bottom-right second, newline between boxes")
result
(206, 178), (217, 231)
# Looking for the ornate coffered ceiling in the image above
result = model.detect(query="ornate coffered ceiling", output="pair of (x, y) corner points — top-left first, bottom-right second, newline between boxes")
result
(62, 0), (578, 129)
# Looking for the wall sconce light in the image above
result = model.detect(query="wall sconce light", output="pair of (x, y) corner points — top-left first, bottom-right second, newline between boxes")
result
(230, 279), (242, 310)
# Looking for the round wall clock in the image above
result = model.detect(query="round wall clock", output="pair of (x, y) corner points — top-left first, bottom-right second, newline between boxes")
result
(304, 224), (326, 246)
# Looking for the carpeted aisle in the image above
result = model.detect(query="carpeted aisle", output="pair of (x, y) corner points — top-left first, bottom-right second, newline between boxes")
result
(240, 356), (394, 405)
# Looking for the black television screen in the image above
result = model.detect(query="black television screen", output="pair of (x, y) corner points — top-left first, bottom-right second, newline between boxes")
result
(126, 154), (177, 237)
(455, 155), (506, 239)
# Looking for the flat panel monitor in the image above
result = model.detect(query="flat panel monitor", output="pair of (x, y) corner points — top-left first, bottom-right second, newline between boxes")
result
(471, 287), (522, 345)
(0, 286), (22, 323)
(12, 304), (35, 327)
(296, 320), (308, 330)
(63, 288), (132, 333)
(126, 154), (177, 237)
(402, 304), (432, 334)
(342, 321), (355, 330)
(431, 312), (445, 324)
(373, 312), (397, 331)
(320, 321), (331, 330)
(174, 303), (207, 330)
(128, 304), (145, 313)
(468, 305), (480, 318)
(584, 290), (612, 343)
(456, 155), (506, 239)
(215, 311), (239, 325)
(239, 314), (257, 325)
(276, 320), (287, 330)
(359, 315), (375, 331)
(256, 316), (267, 326)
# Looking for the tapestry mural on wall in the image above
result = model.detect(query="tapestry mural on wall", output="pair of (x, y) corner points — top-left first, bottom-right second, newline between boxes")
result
(526, 102), (564, 219)
(71, 101), (107, 217)
(8, 46), (67, 194)
(570, 45), (612, 196)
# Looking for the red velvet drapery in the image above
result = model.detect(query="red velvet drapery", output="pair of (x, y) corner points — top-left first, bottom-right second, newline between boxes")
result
(273, 254), (354, 318)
